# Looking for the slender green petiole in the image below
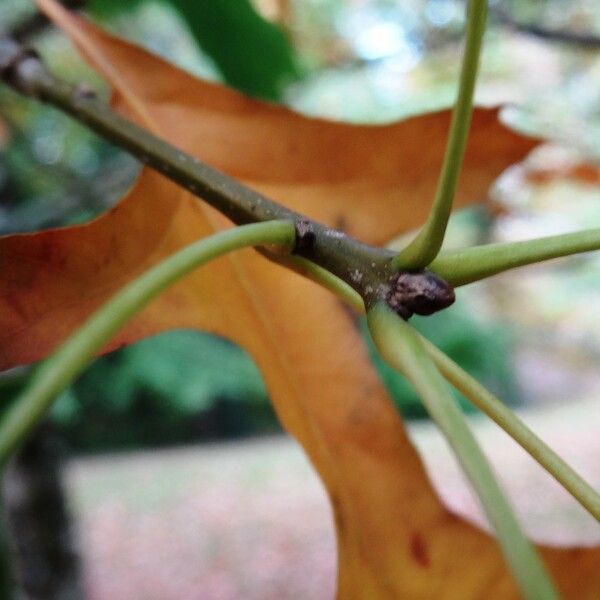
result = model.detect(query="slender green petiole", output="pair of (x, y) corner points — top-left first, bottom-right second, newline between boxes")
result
(0, 220), (296, 465)
(424, 339), (600, 520)
(367, 303), (557, 600)
(430, 228), (600, 287)
(295, 265), (599, 518)
(393, 0), (488, 270)
(273, 254), (364, 311)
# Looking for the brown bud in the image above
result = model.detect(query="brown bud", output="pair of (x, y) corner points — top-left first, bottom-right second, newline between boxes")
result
(385, 270), (455, 320)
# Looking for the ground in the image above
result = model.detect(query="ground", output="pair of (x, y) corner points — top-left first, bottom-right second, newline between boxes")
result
(66, 398), (599, 600)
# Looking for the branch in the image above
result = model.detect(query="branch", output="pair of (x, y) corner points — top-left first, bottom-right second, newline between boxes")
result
(0, 35), (455, 321)
(491, 7), (600, 50)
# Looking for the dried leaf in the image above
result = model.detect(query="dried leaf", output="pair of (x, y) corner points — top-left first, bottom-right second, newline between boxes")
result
(1, 1), (597, 596)
(41, 3), (538, 246)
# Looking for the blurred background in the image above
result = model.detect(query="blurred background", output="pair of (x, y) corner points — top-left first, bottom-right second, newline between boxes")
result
(0, 0), (599, 598)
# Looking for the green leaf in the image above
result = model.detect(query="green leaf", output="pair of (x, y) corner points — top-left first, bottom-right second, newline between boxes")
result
(73, 330), (267, 414)
(88, 0), (299, 100)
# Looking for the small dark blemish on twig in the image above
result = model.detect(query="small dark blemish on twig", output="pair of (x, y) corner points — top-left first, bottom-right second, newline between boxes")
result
(294, 218), (316, 252)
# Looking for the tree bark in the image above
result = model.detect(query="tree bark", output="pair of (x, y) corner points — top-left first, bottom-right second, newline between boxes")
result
(1, 423), (83, 600)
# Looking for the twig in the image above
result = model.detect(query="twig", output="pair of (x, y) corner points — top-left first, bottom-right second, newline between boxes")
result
(491, 7), (600, 50)
(0, 35), (456, 320)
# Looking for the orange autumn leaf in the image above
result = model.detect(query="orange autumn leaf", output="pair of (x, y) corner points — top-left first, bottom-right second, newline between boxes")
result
(0, 0), (596, 596)
(40, 5), (537, 247)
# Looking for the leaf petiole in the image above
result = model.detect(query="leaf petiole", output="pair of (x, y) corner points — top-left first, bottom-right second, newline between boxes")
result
(393, 0), (488, 270)
(430, 228), (600, 286)
(0, 220), (295, 464)
(367, 303), (557, 599)
(424, 339), (600, 520)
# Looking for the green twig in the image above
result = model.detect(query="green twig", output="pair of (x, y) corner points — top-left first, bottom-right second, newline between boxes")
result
(366, 303), (557, 599)
(393, 0), (488, 269)
(0, 221), (295, 464)
(424, 339), (600, 520)
(491, 6), (600, 49)
(430, 228), (600, 286)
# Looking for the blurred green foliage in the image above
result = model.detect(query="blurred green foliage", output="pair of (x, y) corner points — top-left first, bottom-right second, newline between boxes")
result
(0, 98), (134, 233)
(51, 332), (279, 451)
